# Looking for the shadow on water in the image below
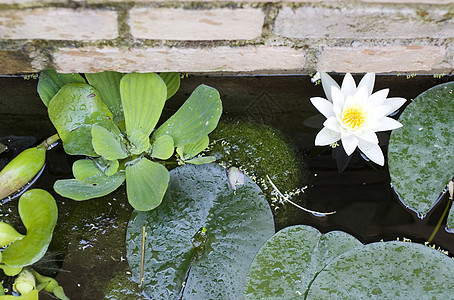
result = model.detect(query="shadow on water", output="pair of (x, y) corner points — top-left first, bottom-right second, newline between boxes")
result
(0, 74), (453, 299)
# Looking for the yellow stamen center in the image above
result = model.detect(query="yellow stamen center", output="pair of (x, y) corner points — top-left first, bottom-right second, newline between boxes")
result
(342, 105), (366, 129)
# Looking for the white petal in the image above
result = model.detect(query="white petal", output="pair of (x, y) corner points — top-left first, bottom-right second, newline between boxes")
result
(358, 140), (384, 166)
(374, 117), (403, 132)
(331, 86), (345, 109)
(368, 89), (389, 106)
(357, 73), (375, 96)
(384, 97), (407, 115)
(341, 73), (357, 98)
(353, 85), (369, 105)
(369, 105), (392, 120)
(321, 72), (340, 102)
(357, 130), (378, 144)
(323, 116), (341, 132)
(315, 127), (341, 146)
(341, 134), (358, 156)
(310, 97), (334, 118)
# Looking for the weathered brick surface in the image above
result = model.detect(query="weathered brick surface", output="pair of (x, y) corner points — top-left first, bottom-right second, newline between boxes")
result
(362, 0), (454, 3)
(317, 46), (447, 73)
(0, 49), (37, 74)
(0, 8), (118, 40)
(53, 46), (305, 73)
(129, 8), (264, 40)
(274, 6), (454, 39)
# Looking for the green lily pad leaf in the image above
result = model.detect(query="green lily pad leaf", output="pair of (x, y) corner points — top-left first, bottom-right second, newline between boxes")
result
(2, 189), (57, 268)
(125, 157), (169, 211)
(126, 163), (275, 299)
(177, 135), (209, 160)
(159, 72), (180, 100)
(150, 135), (174, 160)
(120, 73), (167, 147)
(54, 171), (125, 201)
(0, 222), (24, 247)
(37, 69), (86, 106)
(92, 125), (128, 160)
(388, 82), (454, 227)
(245, 225), (454, 299)
(48, 83), (114, 156)
(307, 241), (454, 298)
(152, 85), (222, 147)
(86, 71), (124, 124)
(244, 225), (362, 299)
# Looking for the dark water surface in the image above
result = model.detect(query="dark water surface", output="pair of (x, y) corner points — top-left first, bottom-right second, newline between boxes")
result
(0, 74), (453, 299)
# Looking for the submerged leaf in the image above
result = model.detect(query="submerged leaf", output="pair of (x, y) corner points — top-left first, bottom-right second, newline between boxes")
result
(86, 71), (124, 123)
(388, 82), (454, 227)
(120, 73), (167, 149)
(152, 85), (222, 147)
(37, 69), (86, 106)
(48, 83), (113, 156)
(125, 157), (169, 211)
(159, 72), (180, 100)
(126, 164), (274, 299)
(2, 189), (58, 268)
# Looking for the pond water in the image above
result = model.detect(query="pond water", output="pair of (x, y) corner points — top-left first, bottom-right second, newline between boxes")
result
(0, 74), (453, 299)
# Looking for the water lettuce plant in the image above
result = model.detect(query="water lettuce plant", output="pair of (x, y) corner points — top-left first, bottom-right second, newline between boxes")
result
(38, 70), (222, 211)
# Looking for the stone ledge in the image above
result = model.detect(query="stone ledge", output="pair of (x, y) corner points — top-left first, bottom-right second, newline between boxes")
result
(53, 46), (306, 73)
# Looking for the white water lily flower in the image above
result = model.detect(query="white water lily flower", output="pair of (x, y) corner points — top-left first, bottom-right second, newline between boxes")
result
(310, 73), (406, 166)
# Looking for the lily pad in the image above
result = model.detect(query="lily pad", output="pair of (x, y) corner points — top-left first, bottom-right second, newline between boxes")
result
(152, 84), (222, 147)
(37, 69), (86, 106)
(48, 83), (114, 156)
(2, 189), (58, 268)
(245, 225), (454, 299)
(388, 82), (454, 227)
(120, 73), (167, 154)
(86, 71), (124, 124)
(125, 157), (169, 211)
(126, 164), (275, 299)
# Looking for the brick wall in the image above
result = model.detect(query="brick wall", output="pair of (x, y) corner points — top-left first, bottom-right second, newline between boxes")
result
(0, 0), (453, 74)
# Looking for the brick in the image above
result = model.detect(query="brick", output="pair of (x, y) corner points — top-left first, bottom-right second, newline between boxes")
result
(129, 8), (264, 40)
(317, 46), (447, 73)
(274, 6), (454, 39)
(0, 8), (118, 40)
(53, 46), (305, 73)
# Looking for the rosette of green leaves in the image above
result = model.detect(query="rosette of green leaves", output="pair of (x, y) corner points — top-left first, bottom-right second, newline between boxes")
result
(38, 70), (222, 211)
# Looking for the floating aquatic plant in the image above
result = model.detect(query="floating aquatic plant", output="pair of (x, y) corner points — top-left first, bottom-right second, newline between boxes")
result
(38, 70), (222, 211)
(310, 72), (406, 167)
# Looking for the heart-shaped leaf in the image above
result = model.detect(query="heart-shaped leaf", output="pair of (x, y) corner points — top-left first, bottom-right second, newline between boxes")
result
(2, 189), (58, 268)
(159, 72), (180, 100)
(126, 164), (275, 299)
(37, 69), (86, 106)
(48, 83), (114, 156)
(388, 82), (454, 227)
(120, 73), (167, 153)
(245, 225), (454, 299)
(54, 159), (125, 200)
(125, 157), (169, 211)
(150, 135), (174, 160)
(152, 85), (222, 147)
(86, 71), (124, 124)
(91, 125), (128, 161)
